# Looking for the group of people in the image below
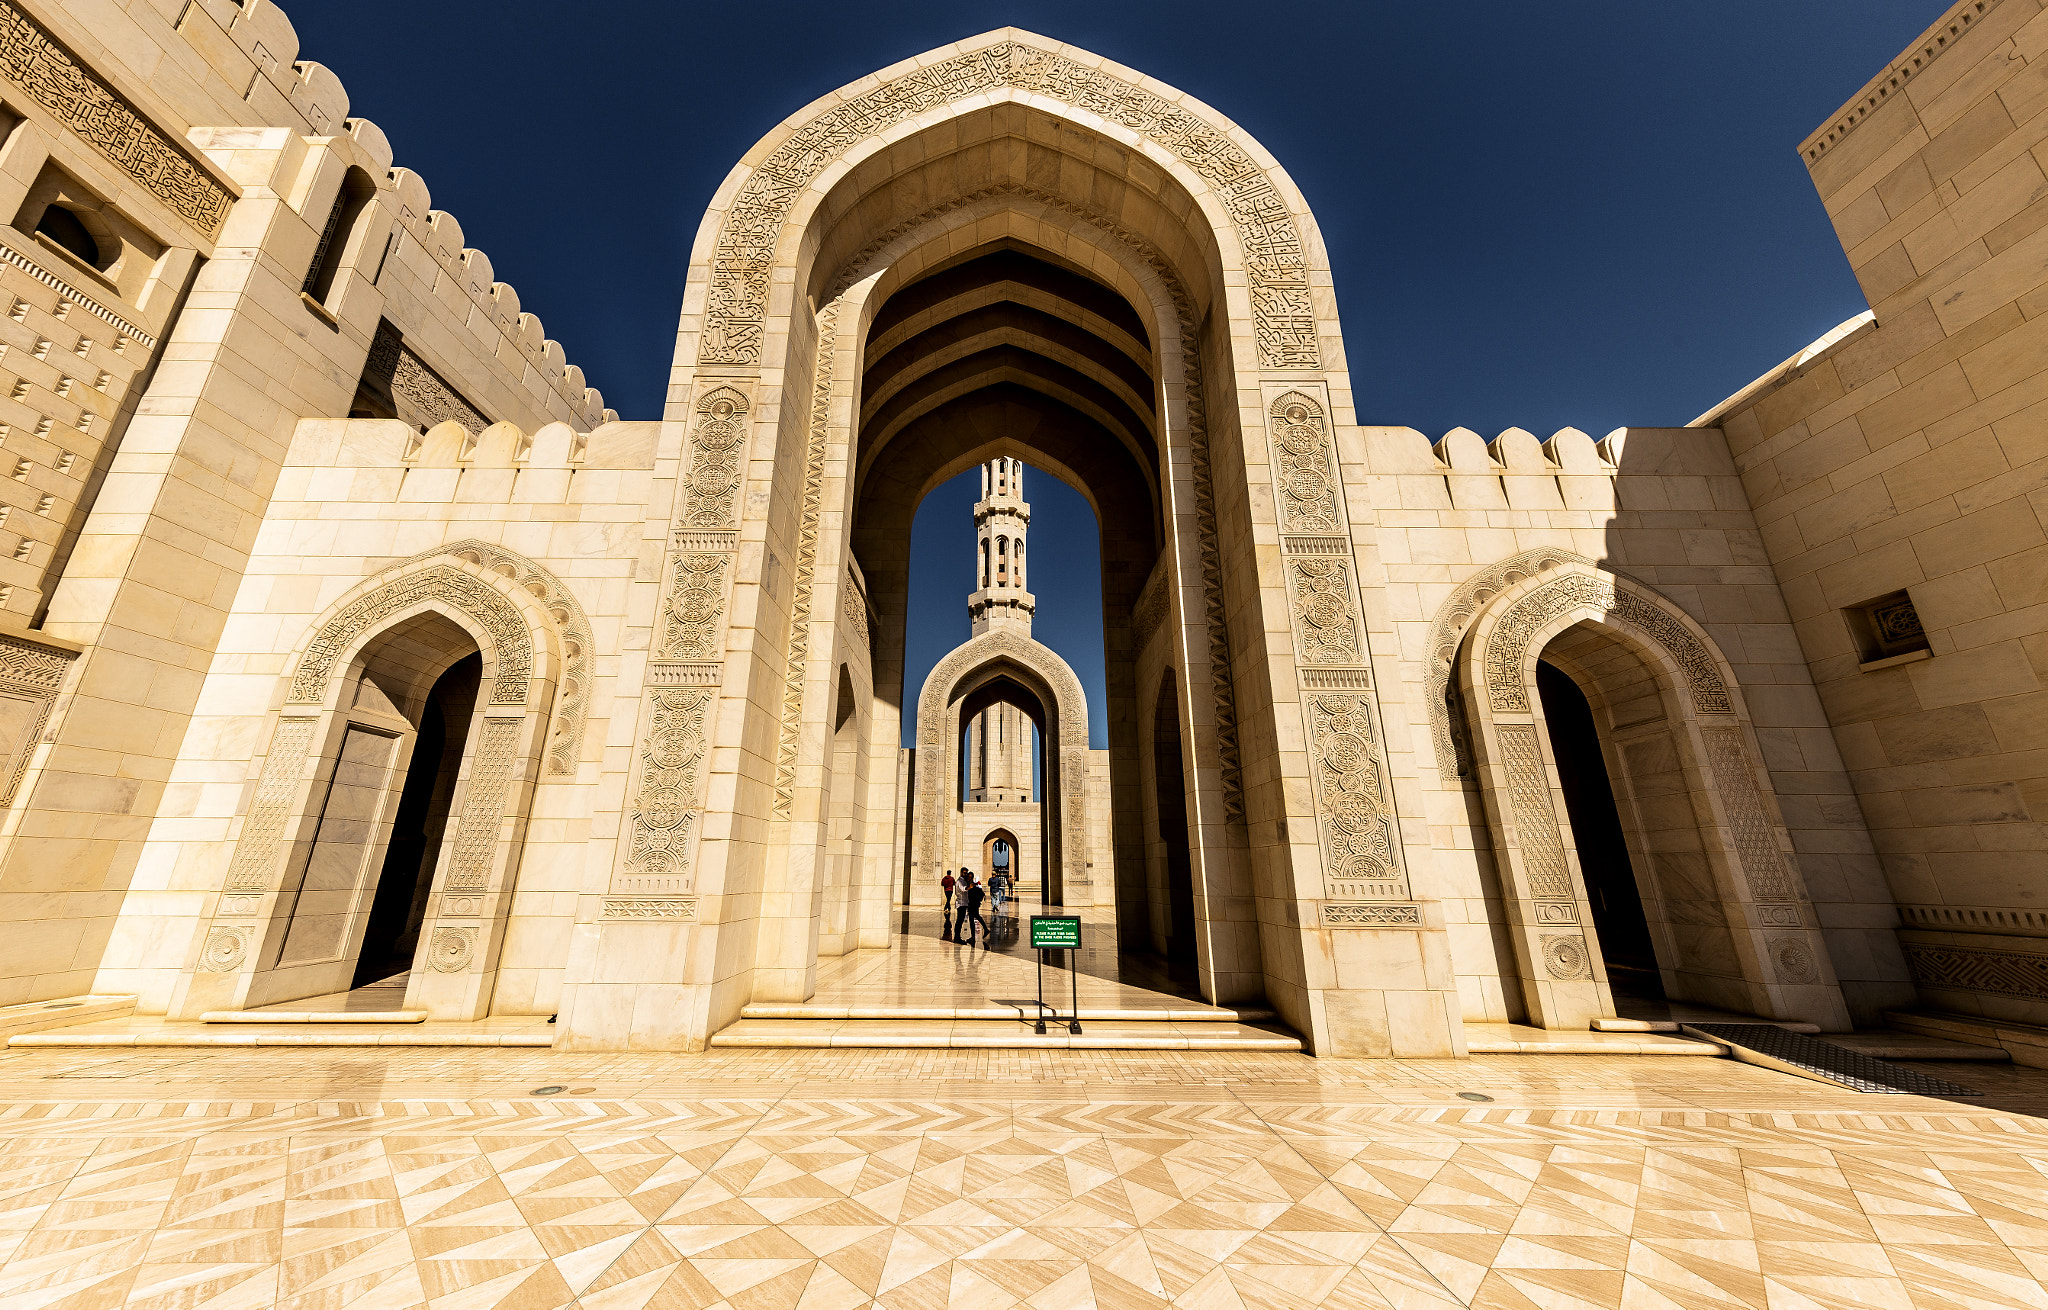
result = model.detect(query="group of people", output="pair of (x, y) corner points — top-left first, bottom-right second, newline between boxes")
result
(939, 867), (1013, 946)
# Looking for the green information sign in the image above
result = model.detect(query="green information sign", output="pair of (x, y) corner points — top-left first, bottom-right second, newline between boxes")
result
(1029, 915), (1081, 950)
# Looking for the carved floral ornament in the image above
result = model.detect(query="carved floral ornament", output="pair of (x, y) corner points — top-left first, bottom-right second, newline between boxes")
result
(702, 40), (1319, 370)
(289, 564), (537, 708)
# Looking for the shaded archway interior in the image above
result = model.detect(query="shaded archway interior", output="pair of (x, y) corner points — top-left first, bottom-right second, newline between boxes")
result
(848, 238), (1188, 974)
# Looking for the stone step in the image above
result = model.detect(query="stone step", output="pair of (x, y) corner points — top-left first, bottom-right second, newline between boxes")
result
(10, 1017), (553, 1047)
(1885, 1009), (2047, 1065)
(1592, 1016), (1819, 1034)
(739, 1003), (1274, 1023)
(1825, 1031), (2011, 1062)
(0, 994), (136, 1040)
(201, 1010), (428, 1023)
(710, 1018), (1302, 1051)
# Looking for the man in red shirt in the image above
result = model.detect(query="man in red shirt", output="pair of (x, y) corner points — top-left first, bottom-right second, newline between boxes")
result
(940, 870), (956, 940)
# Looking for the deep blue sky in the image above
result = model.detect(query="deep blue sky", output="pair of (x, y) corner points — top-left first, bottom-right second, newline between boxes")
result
(288, 0), (1944, 743)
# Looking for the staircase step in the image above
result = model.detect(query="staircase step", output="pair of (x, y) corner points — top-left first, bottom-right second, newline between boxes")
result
(710, 1018), (1301, 1050)
(1825, 1031), (2010, 1062)
(739, 1003), (1273, 1023)
(0, 994), (135, 1040)
(201, 1010), (427, 1023)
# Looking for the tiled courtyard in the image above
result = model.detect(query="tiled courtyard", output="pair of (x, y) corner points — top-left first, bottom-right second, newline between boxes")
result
(1, 1044), (2044, 1309)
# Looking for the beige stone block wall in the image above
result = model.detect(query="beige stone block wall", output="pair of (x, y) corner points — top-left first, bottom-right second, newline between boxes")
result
(0, 0), (615, 1007)
(1698, 0), (2048, 1023)
(90, 417), (657, 1013)
(1369, 424), (1895, 1025)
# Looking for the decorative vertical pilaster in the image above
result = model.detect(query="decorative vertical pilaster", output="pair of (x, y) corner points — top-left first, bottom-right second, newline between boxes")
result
(1266, 390), (1412, 923)
(611, 383), (749, 908)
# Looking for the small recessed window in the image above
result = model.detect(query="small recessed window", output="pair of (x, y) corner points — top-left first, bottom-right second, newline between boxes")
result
(1847, 589), (1929, 664)
(34, 206), (98, 267)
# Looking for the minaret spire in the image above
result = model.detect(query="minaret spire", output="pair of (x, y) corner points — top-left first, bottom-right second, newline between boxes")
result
(969, 457), (1033, 636)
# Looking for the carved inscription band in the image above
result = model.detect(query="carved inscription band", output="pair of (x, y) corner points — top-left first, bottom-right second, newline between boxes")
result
(0, 2), (232, 234)
(703, 41), (1317, 370)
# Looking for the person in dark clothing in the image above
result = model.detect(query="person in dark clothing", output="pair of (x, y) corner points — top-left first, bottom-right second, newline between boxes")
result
(940, 870), (956, 939)
(956, 875), (989, 947)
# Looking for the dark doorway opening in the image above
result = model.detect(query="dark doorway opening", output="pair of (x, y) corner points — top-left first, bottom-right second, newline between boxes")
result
(351, 652), (481, 987)
(1153, 671), (1197, 972)
(1536, 660), (1663, 999)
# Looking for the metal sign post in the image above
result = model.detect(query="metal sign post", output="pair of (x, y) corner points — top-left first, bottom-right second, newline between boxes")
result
(1029, 915), (1083, 1034)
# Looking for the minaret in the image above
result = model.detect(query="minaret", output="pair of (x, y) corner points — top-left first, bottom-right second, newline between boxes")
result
(969, 456), (1032, 636)
(967, 458), (1034, 803)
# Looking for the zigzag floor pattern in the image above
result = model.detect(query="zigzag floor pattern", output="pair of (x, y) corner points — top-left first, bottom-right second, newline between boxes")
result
(0, 1046), (2043, 1308)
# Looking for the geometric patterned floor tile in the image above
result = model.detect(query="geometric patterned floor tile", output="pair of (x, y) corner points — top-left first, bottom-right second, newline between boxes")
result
(0, 1047), (2045, 1307)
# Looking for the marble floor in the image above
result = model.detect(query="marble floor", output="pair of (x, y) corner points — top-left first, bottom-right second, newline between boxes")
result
(0, 1042), (2044, 1309)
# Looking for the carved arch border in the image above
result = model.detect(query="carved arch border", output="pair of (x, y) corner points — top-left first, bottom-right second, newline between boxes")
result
(396, 540), (594, 777)
(699, 34), (1321, 371)
(1424, 547), (1594, 784)
(912, 630), (1089, 903)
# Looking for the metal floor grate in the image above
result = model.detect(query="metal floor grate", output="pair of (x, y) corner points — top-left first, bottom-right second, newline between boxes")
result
(1682, 1023), (1980, 1096)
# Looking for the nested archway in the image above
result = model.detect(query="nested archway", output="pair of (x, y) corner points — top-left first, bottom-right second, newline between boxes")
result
(1457, 561), (1849, 1030)
(913, 633), (1086, 906)
(173, 553), (569, 1021)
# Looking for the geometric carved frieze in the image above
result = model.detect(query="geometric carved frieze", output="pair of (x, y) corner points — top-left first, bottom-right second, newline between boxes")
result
(1268, 393), (1341, 535)
(704, 42), (1318, 370)
(442, 718), (520, 892)
(1321, 902), (1421, 928)
(223, 718), (317, 893)
(1287, 557), (1360, 665)
(290, 565), (533, 706)
(602, 897), (699, 920)
(0, 2), (233, 235)
(648, 662), (722, 687)
(1903, 940), (2048, 1001)
(1301, 668), (1373, 691)
(622, 687), (713, 886)
(1701, 725), (1794, 902)
(679, 386), (749, 530)
(1305, 694), (1403, 899)
(772, 302), (837, 824)
(1496, 724), (1571, 900)
(0, 241), (154, 346)
(656, 553), (730, 662)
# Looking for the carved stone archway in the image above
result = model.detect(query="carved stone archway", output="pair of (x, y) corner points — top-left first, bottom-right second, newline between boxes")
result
(172, 553), (567, 1021)
(913, 630), (1088, 908)
(1458, 560), (1849, 1030)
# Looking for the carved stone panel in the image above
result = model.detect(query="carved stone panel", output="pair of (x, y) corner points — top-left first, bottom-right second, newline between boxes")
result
(1542, 934), (1591, 979)
(623, 688), (713, 886)
(223, 719), (317, 892)
(1484, 572), (1730, 716)
(1268, 393), (1341, 534)
(0, 2), (232, 234)
(657, 554), (731, 662)
(443, 718), (521, 892)
(1701, 725), (1794, 901)
(0, 632), (74, 807)
(426, 926), (475, 974)
(679, 386), (749, 530)
(1903, 941), (2048, 1001)
(1286, 558), (1361, 665)
(1306, 695), (1403, 899)
(360, 321), (491, 436)
(1496, 724), (1571, 901)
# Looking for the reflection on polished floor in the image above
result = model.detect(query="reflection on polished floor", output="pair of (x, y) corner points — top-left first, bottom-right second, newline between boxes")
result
(1, 1043), (2045, 1308)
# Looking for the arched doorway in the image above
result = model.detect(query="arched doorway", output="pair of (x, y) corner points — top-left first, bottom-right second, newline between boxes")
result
(173, 557), (563, 1021)
(1459, 562), (1851, 1030)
